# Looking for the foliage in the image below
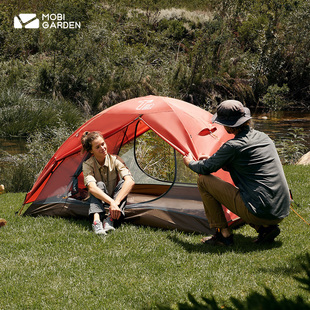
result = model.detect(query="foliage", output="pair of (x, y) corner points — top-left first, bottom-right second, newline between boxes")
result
(0, 126), (73, 192)
(276, 128), (308, 165)
(0, 86), (84, 191)
(0, 0), (309, 192)
(261, 84), (289, 111)
(134, 130), (176, 182)
(0, 0), (309, 116)
(0, 88), (84, 137)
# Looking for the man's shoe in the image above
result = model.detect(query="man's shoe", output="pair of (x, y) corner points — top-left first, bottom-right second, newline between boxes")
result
(201, 229), (234, 246)
(253, 225), (280, 244)
(103, 217), (115, 233)
(0, 218), (7, 227)
(92, 220), (106, 235)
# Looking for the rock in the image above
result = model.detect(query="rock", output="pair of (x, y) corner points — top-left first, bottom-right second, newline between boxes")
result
(297, 152), (310, 165)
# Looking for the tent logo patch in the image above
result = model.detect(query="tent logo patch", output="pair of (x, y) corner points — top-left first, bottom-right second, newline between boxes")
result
(14, 14), (39, 29)
(136, 100), (155, 111)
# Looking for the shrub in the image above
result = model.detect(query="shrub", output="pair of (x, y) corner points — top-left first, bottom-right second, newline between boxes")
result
(261, 84), (290, 111)
(276, 128), (308, 165)
(0, 126), (73, 192)
(0, 89), (84, 137)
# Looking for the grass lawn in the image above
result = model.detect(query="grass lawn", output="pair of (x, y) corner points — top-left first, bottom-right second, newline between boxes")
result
(0, 165), (309, 309)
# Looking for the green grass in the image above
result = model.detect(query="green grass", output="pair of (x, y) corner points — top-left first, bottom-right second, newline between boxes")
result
(0, 165), (309, 309)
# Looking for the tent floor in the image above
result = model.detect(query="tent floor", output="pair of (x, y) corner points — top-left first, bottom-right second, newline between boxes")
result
(127, 192), (204, 212)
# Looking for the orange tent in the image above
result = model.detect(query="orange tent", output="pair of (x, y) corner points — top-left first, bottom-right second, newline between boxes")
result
(21, 95), (241, 233)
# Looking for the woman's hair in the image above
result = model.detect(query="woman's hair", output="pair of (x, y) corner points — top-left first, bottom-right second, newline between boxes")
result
(81, 131), (104, 153)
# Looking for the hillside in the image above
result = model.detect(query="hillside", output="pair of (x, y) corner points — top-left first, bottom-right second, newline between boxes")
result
(1, 0), (309, 115)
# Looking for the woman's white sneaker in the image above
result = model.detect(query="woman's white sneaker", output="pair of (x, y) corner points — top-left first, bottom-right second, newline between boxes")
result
(92, 220), (107, 235)
(103, 217), (115, 233)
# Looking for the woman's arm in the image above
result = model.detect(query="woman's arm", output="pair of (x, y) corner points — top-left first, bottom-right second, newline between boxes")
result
(88, 175), (135, 220)
(109, 175), (135, 219)
(87, 181), (114, 205)
(114, 175), (135, 206)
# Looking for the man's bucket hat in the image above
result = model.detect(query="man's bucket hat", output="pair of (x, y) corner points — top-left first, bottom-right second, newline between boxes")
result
(211, 100), (252, 127)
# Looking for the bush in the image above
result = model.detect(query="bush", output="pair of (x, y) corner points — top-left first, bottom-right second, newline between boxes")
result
(0, 126), (73, 192)
(276, 128), (308, 165)
(1, 1), (309, 109)
(0, 88), (84, 193)
(0, 89), (84, 137)
(261, 84), (290, 111)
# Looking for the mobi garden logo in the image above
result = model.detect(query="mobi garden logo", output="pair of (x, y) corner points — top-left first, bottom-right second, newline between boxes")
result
(14, 14), (39, 29)
(14, 13), (81, 29)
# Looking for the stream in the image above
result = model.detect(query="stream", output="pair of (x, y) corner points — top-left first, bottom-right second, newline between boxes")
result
(0, 111), (309, 156)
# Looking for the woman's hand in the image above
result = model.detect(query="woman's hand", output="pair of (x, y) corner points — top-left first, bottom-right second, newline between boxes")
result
(109, 201), (121, 220)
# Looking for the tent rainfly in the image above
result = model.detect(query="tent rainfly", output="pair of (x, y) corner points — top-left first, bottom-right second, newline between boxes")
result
(20, 95), (242, 234)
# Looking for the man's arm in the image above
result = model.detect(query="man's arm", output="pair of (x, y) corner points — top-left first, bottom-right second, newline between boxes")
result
(183, 143), (235, 175)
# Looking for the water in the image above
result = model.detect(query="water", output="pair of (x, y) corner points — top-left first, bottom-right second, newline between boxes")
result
(252, 111), (310, 150)
(0, 111), (309, 155)
(0, 137), (28, 155)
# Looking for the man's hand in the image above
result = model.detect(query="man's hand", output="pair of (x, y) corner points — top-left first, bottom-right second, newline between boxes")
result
(183, 153), (194, 167)
(199, 155), (210, 160)
(109, 201), (121, 220)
